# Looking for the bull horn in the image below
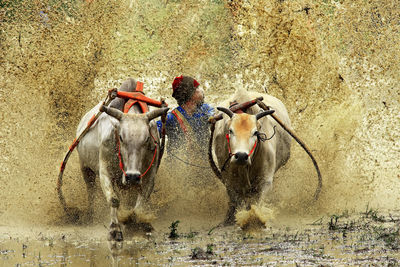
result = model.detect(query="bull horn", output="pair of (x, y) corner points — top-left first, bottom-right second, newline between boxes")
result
(256, 109), (275, 120)
(217, 107), (234, 118)
(146, 107), (169, 121)
(101, 105), (123, 120)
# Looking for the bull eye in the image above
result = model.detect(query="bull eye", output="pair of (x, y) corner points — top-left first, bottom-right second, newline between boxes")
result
(119, 134), (123, 143)
(254, 131), (259, 136)
(229, 129), (234, 135)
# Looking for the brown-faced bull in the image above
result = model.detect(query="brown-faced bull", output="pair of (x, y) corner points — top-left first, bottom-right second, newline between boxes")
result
(211, 90), (292, 225)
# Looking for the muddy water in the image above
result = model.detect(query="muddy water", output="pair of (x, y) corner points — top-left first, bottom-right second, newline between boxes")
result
(1, 0), (399, 265)
(2, 212), (400, 266)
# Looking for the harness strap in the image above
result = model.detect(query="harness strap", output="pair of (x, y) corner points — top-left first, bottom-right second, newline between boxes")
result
(225, 134), (257, 157)
(123, 81), (149, 113)
(225, 134), (232, 155)
(115, 130), (158, 178)
(136, 81), (144, 92)
(171, 109), (192, 134)
(124, 99), (149, 113)
(116, 131), (126, 176)
(140, 132), (158, 178)
(248, 138), (257, 156)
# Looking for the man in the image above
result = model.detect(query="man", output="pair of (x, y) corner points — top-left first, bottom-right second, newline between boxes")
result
(157, 75), (214, 157)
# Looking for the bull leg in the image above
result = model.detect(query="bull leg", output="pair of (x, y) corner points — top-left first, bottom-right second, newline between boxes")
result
(257, 166), (276, 204)
(99, 168), (123, 249)
(82, 167), (96, 223)
(124, 194), (154, 233)
(224, 187), (242, 225)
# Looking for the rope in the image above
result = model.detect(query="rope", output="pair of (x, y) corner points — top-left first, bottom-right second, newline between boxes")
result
(157, 99), (168, 170)
(256, 99), (322, 200)
(208, 122), (222, 179)
(168, 150), (210, 169)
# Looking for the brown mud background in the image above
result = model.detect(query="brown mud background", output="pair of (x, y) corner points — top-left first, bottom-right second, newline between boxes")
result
(0, 0), (399, 263)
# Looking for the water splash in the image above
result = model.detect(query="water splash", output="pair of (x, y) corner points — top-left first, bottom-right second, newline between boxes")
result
(0, 0), (398, 229)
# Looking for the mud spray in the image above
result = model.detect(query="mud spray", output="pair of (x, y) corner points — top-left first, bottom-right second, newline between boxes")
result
(0, 0), (398, 233)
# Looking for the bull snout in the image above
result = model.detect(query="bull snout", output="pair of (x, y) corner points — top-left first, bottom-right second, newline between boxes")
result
(233, 152), (249, 165)
(125, 172), (142, 185)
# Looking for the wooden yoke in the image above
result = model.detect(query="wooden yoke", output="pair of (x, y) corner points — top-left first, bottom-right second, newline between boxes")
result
(208, 97), (263, 123)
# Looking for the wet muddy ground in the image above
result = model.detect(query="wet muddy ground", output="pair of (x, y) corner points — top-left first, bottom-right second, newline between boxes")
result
(2, 209), (400, 266)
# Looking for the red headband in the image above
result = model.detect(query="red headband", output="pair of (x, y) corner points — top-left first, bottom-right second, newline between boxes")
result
(172, 75), (200, 91)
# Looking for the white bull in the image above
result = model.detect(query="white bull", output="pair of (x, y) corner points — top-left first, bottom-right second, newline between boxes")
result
(212, 90), (291, 224)
(76, 92), (168, 245)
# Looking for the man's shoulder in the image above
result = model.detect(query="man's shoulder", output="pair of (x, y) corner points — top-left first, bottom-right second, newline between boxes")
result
(165, 109), (180, 125)
(156, 109), (177, 128)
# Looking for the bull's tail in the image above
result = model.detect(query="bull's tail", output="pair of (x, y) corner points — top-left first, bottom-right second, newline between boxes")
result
(256, 100), (322, 200)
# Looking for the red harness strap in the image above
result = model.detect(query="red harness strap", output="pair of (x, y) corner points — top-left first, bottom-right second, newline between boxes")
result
(140, 133), (158, 178)
(123, 81), (149, 113)
(116, 133), (126, 176)
(225, 134), (258, 157)
(124, 99), (149, 113)
(116, 130), (158, 178)
(171, 109), (188, 133)
(225, 134), (232, 155)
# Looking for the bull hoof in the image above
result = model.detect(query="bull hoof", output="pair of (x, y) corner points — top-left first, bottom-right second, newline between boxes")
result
(108, 229), (123, 242)
(107, 237), (123, 252)
(138, 222), (154, 233)
(108, 222), (123, 243)
(65, 207), (82, 223)
(223, 214), (236, 226)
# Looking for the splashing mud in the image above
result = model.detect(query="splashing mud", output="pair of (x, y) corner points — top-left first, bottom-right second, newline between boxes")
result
(235, 205), (275, 230)
(0, 0), (399, 264)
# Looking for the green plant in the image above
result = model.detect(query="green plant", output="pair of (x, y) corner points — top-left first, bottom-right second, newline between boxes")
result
(168, 220), (180, 239)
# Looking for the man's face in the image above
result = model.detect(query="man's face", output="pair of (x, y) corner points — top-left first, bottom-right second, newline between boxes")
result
(191, 87), (204, 107)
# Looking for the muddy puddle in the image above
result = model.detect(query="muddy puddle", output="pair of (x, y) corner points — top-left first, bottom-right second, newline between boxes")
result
(2, 210), (400, 266)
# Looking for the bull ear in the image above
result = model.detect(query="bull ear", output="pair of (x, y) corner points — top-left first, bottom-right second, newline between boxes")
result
(146, 107), (169, 121)
(256, 109), (275, 120)
(217, 107), (234, 118)
(100, 105), (123, 120)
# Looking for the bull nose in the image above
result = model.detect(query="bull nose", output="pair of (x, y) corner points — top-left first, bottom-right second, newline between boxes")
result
(234, 152), (249, 165)
(125, 172), (141, 185)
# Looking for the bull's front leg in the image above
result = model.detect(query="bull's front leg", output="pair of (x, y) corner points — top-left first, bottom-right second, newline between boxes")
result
(224, 184), (244, 225)
(252, 162), (276, 205)
(99, 163), (123, 248)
